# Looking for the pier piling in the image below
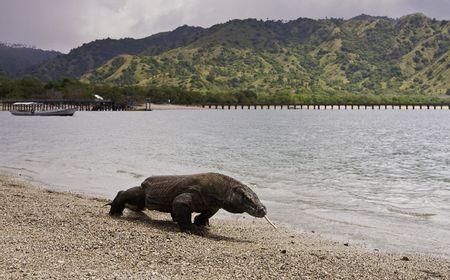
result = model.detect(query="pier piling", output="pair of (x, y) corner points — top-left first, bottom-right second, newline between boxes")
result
(196, 103), (450, 111)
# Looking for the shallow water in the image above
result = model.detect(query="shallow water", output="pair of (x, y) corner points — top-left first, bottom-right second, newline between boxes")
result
(1, 110), (449, 257)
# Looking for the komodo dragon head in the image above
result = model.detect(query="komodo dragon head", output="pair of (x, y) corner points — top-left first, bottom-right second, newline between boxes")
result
(224, 184), (267, 218)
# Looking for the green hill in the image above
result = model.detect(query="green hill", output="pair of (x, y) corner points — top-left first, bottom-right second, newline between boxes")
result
(81, 14), (449, 95)
(21, 14), (450, 96)
(24, 25), (206, 81)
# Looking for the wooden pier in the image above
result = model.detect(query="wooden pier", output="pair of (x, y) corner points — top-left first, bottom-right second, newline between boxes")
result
(0, 100), (128, 112)
(201, 104), (450, 110)
(2, 101), (450, 111)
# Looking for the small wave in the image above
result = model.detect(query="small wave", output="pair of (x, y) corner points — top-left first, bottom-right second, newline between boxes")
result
(387, 207), (436, 218)
(0, 165), (40, 175)
(116, 170), (144, 179)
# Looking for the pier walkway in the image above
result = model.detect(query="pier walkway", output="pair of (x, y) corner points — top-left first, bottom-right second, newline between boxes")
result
(0, 100), (127, 111)
(2, 101), (449, 111)
(201, 104), (450, 110)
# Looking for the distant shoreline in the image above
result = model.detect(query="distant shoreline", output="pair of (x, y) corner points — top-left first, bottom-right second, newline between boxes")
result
(133, 103), (205, 110)
(2, 101), (450, 112)
(1, 175), (449, 279)
(132, 103), (450, 111)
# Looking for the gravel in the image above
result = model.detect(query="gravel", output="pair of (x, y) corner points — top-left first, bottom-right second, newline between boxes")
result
(1, 175), (449, 279)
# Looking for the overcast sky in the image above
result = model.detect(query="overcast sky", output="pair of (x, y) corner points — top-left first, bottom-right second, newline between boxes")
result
(0, 0), (448, 53)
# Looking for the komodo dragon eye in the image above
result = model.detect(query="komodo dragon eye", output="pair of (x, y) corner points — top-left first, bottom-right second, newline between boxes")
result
(242, 196), (252, 204)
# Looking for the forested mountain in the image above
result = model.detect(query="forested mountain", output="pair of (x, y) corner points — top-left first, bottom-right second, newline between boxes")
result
(19, 14), (450, 95)
(24, 25), (205, 81)
(0, 43), (60, 76)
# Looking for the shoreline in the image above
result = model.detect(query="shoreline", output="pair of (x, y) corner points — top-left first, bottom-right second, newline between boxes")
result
(133, 103), (205, 110)
(1, 175), (449, 279)
(129, 103), (450, 111)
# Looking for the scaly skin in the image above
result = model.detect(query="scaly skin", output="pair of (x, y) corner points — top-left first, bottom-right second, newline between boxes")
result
(108, 173), (267, 235)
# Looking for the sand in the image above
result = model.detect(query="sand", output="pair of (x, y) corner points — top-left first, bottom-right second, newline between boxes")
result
(1, 175), (449, 279)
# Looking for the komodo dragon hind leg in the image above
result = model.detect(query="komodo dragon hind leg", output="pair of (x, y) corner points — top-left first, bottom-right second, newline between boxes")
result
(109, 191), (126, 216)
(109, 187), (145, 216)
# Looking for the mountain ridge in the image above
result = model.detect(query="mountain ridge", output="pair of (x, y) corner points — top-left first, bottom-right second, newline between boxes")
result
(0, 43), (61, 76)
(82, 14), (450, 95)
(22, 25), (206, 81)
(9, 14), (450, 95)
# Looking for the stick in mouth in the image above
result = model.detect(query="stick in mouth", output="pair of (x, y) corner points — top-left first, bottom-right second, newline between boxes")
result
(264, 216), (277, 229)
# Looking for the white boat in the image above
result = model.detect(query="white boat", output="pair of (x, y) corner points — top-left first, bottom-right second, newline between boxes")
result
(10, 102), (76, 116)
(10, 108), (76, 116)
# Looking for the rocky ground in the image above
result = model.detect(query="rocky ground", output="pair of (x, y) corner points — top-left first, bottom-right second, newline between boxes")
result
(1, 175), (449, 279)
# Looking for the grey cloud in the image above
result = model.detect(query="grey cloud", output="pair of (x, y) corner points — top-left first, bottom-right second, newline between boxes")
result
(409, 0), (450, 19)
(0, 0), (92, 51)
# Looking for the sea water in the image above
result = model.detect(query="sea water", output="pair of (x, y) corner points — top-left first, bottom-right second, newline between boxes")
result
(1, 110), (449, 257)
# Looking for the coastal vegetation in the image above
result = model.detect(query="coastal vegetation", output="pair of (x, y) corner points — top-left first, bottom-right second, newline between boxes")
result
(1, 75), (449, 105)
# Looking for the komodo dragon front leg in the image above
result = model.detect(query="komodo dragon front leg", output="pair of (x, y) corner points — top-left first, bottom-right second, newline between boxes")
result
(172, 192), (214, 235)
(193, 209), (219, 227)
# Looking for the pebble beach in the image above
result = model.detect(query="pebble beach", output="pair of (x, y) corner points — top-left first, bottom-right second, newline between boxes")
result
(1, 175), (449, 279)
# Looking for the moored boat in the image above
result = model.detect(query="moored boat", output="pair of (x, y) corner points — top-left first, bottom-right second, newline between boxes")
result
(9, 102), (76, 116)
(10, 108), (76, 116)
